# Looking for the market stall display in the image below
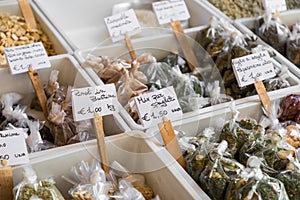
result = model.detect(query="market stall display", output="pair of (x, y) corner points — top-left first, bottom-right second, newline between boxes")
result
(3, 0), (300, 199)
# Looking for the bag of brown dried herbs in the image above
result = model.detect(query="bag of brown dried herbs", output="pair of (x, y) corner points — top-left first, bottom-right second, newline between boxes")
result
(256, 12), (291, 55)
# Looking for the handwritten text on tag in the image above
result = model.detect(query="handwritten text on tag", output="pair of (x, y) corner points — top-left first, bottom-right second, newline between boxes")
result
(135, 87), (182, 127)
(0, 129), (29, 166)
(72, 84), (118, 121)
(263, 0), (287, 12)
(152, 0), (190, 25)
(232, 51), (276, 87)
(4, 42), (50, 74)
(104, 9), (141, 42)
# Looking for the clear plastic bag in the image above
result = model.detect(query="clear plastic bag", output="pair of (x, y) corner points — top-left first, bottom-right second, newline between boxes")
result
(218, 118), (264, 158)
(287, 22), (300, 67)
(257, 12), (291, 55)
(26, 120), (43, 153)
(167, 66), (206, 112)
(185, 127), (218, 182)
(161, 53), (190, 73)
(0, 93), (29, 129)
(195, 16), (227, 49)
(47, 85), (79, 146)
(276, 155), (300, 200)
(117, 69), (148, 107)
(14, 166), (64, 200)
(139, 57), (171, 90)
(225, 156), (289, 200)
(199, 141), (245, 200)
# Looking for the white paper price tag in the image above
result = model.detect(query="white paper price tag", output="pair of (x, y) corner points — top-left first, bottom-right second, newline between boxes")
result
(263, 0), (287, 12)
(72, 84), (118, 121)
(104, 9), (141, 42)
(152, 0), (190, 25)
(4, 42), (50, 74)
(232, 50), (276, 87)
(0, 129), (29, 166)
(135, 87), (183, 127)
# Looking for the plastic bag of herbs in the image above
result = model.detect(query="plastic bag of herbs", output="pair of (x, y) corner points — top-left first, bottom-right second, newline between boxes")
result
(199, 140), (245, 200)
(218, 110), (265, 158)
(240, 129), (295, 177)
(14, 166), (65, 200)
(276, 154), (300, 200)
(287, 22), (300, 67)
(182, 127), (219, 183)
(225, 156), (289, 200)
(256, 12), (291, 55)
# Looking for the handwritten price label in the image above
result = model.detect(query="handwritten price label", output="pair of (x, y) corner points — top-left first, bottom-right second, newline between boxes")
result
(104, 9), (141, 42)
(72, 84), (118, 121)
(135, 86), (182, 127)
(0, 129), (28, 166)
(152, 0), (190, 25)
(4, 42), (50, 74)
(263, 0), (287, 12)
(232, 50), (276, 87)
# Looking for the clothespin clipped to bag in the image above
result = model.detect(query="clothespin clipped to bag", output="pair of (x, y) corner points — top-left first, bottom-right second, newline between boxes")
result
(18, 0), (37, 29)
(93, 113), (110, 174)
(0, 160), (13, 200)
(158, 117), (186, 170)
(152, 0), (199, 72)
(104, 9), (141, 61)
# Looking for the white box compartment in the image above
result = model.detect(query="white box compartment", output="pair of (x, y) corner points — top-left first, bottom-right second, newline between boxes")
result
(75, 24), (300, 131)
(13, 132), (210, 200)
(32, 0), (225, 50)
(0, 54), (130, 159)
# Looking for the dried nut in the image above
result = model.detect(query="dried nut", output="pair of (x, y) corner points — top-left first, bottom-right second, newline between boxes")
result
(277, 150), (295, 159)
(0, 13), (56, 66)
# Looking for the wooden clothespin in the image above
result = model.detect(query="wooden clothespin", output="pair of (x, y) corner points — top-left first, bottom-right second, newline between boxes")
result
(170, 20), (199, 72)
(18, 0), (37, 29)
(158, 117), (186, 170)
(254, 81), (272, 117)
(0, 160), (13, 200)
(125, 34), (137, 60)
(27, 67), (48, 118)
(93, 113), (110, 174)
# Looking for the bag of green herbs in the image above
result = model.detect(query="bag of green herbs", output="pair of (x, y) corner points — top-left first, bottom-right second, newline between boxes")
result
(185, 127), (219, 182)
(14, 166), (65, 200)
(199, 141), (244, 200)
(276, 154), (300, 200)
(225, 156), (289, 200)
(218, 118), (264, 158)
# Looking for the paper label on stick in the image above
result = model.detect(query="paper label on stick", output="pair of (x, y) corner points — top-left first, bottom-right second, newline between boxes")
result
(262, 0), (287, 13)
(232, 51), (276, 87)
(104, 9), (141, 42)
(135, 87), (183, 127)
(72, 84), (118, 121)
(0, 129), (29, 166)
(152, 0), (190, 25)
(4, 42), (50, 74)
